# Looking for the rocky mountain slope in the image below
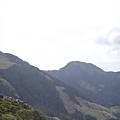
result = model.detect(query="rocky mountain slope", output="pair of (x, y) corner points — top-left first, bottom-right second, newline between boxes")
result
(47, 61), (120, 107)
(0, 51), (120, 120)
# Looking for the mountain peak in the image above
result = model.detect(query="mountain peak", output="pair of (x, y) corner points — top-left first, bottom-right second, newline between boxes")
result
(66, 61), (86, 66)
(62, 61), (104, 74)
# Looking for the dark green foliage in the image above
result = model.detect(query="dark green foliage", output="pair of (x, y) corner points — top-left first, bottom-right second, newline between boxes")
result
(1, 114), (17, 120)
(0, 98), (47, 120)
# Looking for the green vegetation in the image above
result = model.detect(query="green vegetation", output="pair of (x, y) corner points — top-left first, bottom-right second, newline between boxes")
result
(1, 52), (120, 120)
(0, 97), (47, 120)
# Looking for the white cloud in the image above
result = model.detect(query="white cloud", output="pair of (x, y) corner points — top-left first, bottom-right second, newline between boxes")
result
(95, 27), (120, 48)
(94, 27), (120, 71)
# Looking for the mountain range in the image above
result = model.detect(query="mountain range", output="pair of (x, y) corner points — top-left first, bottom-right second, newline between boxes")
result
(0, 51), (120, 120)
(47, 61), (120, 107)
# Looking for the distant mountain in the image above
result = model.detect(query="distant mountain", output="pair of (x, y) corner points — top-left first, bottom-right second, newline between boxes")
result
(0, 52), (120, 120)
(47, 61), (120, 107)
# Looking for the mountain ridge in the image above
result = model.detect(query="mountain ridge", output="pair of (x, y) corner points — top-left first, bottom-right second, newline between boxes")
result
(47, 61), (120, 107)
(0, 51), (120, 120)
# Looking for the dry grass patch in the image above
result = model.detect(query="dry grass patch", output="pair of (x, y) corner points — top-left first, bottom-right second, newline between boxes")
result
(0, 55), (16, 69)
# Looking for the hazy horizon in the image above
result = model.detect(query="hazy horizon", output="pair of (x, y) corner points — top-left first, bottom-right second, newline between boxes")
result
(0, 0), (120, 71)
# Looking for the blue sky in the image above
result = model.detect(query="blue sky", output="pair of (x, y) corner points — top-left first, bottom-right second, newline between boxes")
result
(0, 0), (120, 71)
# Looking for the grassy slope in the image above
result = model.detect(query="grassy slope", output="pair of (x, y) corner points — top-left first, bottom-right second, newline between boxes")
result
(0, 52), (120, 120)
(0, 54), (16, 69)
(0, 97), (47, 120)
(55, 85), (120, 120)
